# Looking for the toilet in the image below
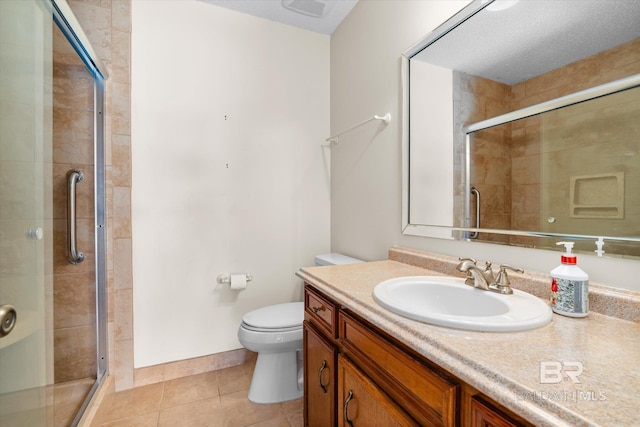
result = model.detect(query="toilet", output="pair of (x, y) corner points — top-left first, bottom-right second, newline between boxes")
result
(237, 253), (362, 404)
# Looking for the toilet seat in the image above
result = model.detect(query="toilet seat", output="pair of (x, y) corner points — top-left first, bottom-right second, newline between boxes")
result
(241, 302), (303, 330)
(241, 323), (302, 333)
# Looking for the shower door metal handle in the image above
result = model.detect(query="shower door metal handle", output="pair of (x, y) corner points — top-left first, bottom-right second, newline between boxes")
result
(469, 186), (480, 239)
(66, 169), (85, 264)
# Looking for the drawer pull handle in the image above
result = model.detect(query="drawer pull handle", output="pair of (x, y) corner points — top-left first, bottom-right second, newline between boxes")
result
(311, 306), (325, 314)
(344, 390), (354, 426)
(318, 360), (328, 393)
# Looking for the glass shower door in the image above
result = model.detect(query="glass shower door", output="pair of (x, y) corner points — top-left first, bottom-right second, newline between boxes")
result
(0, 0), (54, 425)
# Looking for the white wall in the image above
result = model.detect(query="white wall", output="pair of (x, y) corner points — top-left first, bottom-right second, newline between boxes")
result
(409, 61), (453, 231)
(330, 0), (640, 291)
(131, 0), (330, 367)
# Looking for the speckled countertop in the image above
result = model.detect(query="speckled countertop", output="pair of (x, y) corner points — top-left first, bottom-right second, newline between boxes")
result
(296, 247), (640, 427)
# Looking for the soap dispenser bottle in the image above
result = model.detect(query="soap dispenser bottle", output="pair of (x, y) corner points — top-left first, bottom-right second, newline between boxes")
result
(550, 242), (589, 317)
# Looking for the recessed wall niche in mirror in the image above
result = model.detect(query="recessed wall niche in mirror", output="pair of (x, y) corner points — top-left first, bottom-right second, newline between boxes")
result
(402, 0), (640, 258)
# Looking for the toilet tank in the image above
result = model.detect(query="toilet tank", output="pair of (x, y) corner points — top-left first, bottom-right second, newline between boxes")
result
(314, 253), (363, 266)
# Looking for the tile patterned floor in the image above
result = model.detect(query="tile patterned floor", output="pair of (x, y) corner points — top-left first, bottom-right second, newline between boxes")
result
(90, 359), (303, 427)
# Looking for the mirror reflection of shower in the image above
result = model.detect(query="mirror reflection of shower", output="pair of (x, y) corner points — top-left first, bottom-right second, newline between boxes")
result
(465, 83), (640, 256)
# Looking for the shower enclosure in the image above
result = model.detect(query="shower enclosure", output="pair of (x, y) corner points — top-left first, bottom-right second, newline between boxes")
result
(0, 0), (107, 425)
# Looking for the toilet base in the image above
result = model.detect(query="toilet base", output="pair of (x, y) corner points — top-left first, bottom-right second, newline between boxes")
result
(248, 350), (302, 404)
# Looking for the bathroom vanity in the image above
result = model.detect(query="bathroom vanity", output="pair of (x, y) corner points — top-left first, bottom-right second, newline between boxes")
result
(303, 285), (529, 426)
(297, 247), (640, 427)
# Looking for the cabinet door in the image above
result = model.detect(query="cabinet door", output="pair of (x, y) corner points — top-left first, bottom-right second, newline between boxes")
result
(304, 322), (337, 427)
(338, 355), (419, 427)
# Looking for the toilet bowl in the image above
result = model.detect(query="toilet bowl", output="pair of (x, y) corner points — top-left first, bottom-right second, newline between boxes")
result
(238, 302), (304, 404)
(238, 253), (362, 404)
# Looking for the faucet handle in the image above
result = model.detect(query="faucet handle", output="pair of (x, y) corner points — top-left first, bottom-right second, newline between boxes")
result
(458, 257), (477, 264)
(482, 261), (495, 282)
(484, 261), (493, 274)
(498, 264), (524, 275)
(492, 264), (524, 294)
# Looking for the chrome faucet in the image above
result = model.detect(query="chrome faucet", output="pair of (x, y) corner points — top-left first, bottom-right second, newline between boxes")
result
(456, 258), (523, 294)
(456, 258), (493, 290)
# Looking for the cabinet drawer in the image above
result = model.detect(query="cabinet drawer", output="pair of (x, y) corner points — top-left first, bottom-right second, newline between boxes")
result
(340, 312), (458, 427)
(305, 285), (338, 338)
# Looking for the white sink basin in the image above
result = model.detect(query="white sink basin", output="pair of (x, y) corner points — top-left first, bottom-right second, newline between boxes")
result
(373, 276), (552, 332)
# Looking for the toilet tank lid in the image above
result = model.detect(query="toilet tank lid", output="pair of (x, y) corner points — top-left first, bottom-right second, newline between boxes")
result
(315, 253), (363, 266)
(242, 302), (304, 329)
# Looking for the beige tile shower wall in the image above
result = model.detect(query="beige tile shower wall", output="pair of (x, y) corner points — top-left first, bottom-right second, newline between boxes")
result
(512, 38), (640, 111)
(509, 114), (541, 245)
(540, 87), (640, 256)
(66, 0), (133, 391)
(52, 24), (97, 383)
(457, 73), (512, 242)
(511, 37), (640, 252)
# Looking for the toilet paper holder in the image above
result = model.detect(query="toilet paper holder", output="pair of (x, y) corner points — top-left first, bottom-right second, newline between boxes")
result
(217, 273), (253, 285)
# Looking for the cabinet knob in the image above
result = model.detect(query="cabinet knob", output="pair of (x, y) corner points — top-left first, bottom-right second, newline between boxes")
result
(311, 306), (325, 314)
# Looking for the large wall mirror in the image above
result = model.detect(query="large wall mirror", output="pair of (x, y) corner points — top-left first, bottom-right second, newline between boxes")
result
(402, 0), (640, 258)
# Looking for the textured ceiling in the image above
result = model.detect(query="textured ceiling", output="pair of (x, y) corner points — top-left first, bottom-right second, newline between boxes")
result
(413, 0), (640, 85)
(200, 0), (358, 35)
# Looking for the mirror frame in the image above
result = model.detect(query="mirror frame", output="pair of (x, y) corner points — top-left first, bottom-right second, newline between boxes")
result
(401, 0), (640, 252)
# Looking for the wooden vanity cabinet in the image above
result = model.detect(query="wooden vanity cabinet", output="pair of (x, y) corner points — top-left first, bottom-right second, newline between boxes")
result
(303, 284), (531, 427)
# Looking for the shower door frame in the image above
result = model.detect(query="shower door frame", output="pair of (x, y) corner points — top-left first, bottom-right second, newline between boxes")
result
(49, 0), (108, 423)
